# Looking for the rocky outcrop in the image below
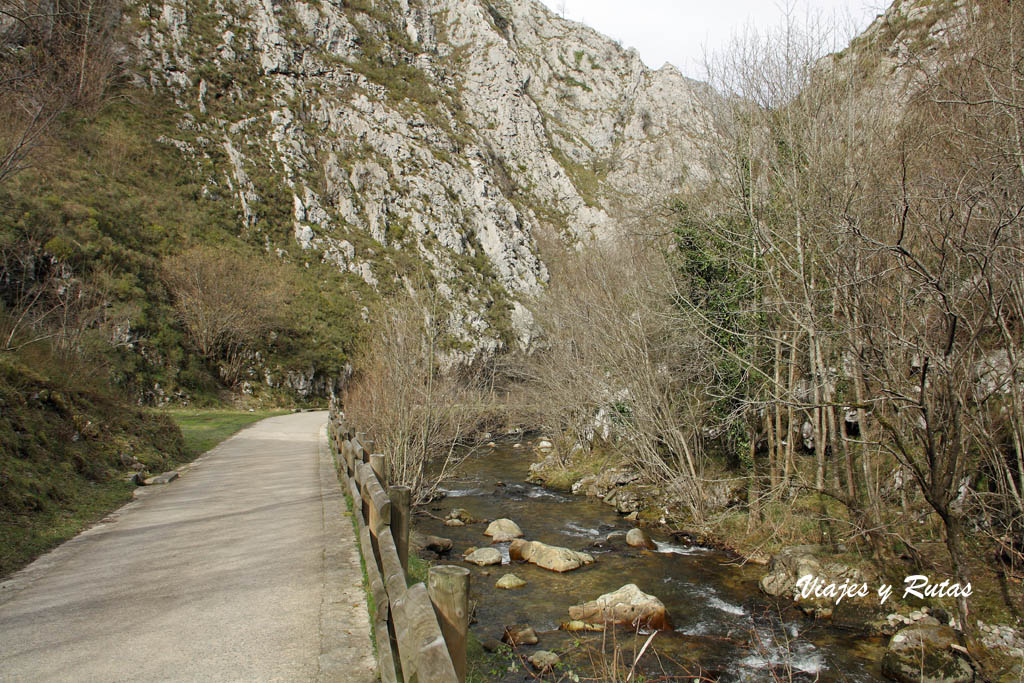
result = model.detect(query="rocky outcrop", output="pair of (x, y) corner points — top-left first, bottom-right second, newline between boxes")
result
(509, 539), (594, 572)
(131, 0), (717, 361)
(568, 583), (671, 631)
(881, 624), (974, 683)
(759, 545), (867, 601)
(571, 468), (640, 497)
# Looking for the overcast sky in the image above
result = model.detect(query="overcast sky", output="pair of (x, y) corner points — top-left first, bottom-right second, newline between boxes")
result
(535, 0), (888, 79)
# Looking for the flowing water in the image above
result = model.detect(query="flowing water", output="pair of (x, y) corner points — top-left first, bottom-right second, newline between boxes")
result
(417, 440), (886, 681)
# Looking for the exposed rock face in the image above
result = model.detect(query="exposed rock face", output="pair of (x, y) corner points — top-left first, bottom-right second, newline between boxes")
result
(568, 583), (671, 631)
(131, 0), (716, 359)
(484, 518), (524, 542)
(508, 538), (594, 572)
(881, 624), (974, 683)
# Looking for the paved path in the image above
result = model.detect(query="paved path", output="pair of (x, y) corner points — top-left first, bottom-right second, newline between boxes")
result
(0, 411), (376, 682)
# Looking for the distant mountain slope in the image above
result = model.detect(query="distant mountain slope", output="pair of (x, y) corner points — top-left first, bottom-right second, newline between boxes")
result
(131, 0), (715, 356)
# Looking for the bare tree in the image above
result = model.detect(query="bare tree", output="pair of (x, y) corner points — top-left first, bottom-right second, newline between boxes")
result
(0, 0), (123, 184)
(342, 287), (498, 505)
(161, 246), (288, 387)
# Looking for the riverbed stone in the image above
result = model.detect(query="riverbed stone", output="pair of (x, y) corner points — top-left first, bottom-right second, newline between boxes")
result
(881, 624), (974, 683)
(482, 638), (504, 653)
(413, 533), (453, 555)
(528, 650), (559, 671)
(509, 539), (594, 572)
(485, 518), (523, 543)
(496, 573), (527, 590)
(465, 548), (502, 567)
(561, 620), (604, 632)
(626, 528), (657, 550)
(603, 530), (628, 547)
(569, 583), (671, 630)
(502, 624), (538, 646)
(447, 508), (476, 523)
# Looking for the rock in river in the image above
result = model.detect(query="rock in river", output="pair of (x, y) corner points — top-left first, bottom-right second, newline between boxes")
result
(414, 534), (453, 555)
(496, 573), (527, 590)
(626, 528), (657, 550)
(509, 539), (594, 572)
(528, 650), (559, 671)
(569, 583), (671, 630)
(484, 518), (524, 543)
(465, 548), (502, 567)
(881, 623), (974, 683)
(502, 624), (538, 646)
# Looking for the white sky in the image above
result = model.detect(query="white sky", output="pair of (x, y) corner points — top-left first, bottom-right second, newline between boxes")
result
(535, 0), (888, 79)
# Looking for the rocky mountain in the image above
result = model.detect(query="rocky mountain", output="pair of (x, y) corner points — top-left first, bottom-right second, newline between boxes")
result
(132, 0), (715, 356)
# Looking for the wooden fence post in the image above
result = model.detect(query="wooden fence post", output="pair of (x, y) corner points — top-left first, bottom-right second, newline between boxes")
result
(388, 485), (411, 577)
(370, 453), (386, 487)
(427, 566), (470, 683)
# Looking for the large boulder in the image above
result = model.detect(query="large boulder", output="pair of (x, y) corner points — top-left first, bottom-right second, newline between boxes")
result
(484, 518), (524, 543)
(569, 584), (671, 631)
(509, 539), (594, 572)
(881, 624), (974, 683)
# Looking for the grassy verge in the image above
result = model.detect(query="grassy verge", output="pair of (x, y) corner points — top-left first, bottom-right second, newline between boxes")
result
(0, 355), (187, 578)
(162, 408), (290, 458)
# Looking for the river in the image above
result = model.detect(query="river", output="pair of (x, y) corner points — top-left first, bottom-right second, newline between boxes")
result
(415, 438), (886, 681)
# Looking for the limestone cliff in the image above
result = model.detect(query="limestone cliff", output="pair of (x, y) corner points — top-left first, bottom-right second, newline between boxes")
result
(132, 0), (714, 355)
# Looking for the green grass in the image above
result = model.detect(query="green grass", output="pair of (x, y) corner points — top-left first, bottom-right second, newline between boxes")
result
(0, 353), (188, 577)
(0, 480), (137, 579)
(407, 552), (430, 586)
(163, 409), (290, 458)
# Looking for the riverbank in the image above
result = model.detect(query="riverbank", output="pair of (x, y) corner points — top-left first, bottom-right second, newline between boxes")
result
(523, 437), (1024, 679)
(414, 439), (894, 681)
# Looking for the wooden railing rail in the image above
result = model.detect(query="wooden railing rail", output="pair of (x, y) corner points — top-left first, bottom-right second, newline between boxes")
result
(327, 410), (469, 683)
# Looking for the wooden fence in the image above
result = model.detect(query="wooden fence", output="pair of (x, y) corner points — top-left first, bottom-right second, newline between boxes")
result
(328, 411), (469, 683)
